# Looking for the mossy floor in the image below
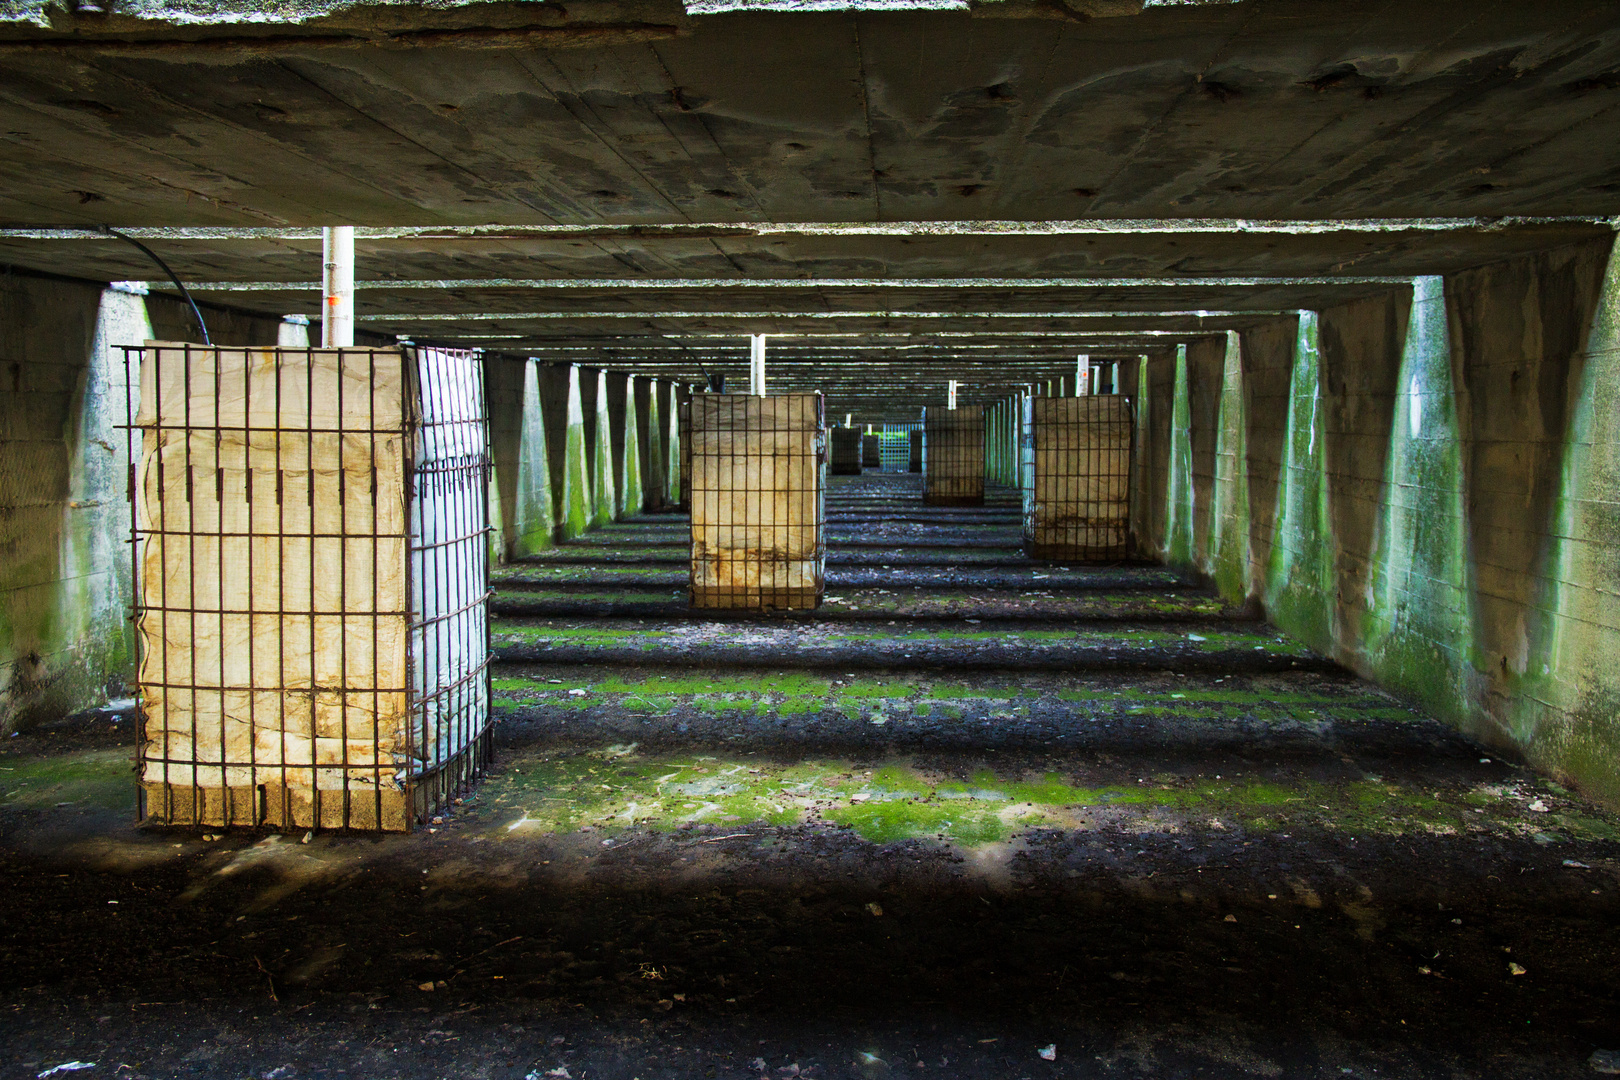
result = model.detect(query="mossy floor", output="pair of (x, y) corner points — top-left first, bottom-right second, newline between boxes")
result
(5, 474), (1620, 1080)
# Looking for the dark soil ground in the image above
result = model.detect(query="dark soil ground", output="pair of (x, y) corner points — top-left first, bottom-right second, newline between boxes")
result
(2, 473), (1618, 1080)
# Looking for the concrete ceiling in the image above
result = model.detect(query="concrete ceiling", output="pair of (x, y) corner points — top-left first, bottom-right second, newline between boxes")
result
(4, 0), (1620, 418)
(5, 3), (1620, 225)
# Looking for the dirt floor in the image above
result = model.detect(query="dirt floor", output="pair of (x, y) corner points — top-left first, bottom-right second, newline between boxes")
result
(2, 473), (1618, 1080)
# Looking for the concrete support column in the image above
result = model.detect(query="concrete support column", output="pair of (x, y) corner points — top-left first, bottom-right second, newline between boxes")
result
(487, 358), (555, 562)
(639, 377), (665, 511)
(611, 372), (643, 518)
(666, 381), (683, 508)
(591, 368), (617, 526)
(560, 365), (594, 539)
(320, 226), (354, 348)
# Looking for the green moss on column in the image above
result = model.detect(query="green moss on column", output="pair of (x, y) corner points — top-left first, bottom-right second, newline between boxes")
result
(1209, 331), (1251, 602)
(1166, 344), (1196, 568)
(560, 365), (592, 540)
(1265, 311), (1337, 655)
(1525, 248), (1620, 805)
(619, 373), (644, 517)
(1133, 355), (1152, 553)
(513, 361), (555, 553)
(665, 383), (682, 505)
(644, 378), (665, 509)
(591, 369), (617, 527)
(1363, 276), (1476, 725)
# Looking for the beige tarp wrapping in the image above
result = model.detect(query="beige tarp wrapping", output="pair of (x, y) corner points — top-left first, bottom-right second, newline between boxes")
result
(136, 345), (411, 791)
(690, 394), (824, 608)
(1026, 396), (1133, 557)
(923, 405), (985, 504)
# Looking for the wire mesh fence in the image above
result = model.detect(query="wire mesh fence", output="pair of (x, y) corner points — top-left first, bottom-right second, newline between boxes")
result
(689, 394), (825, 611)
(828, 427), (862, 475)
(878, 423), (920, 473)
(125, 343), (491, 832)
(922, 405), (985, 506)
(1021, 395), (1135, 561)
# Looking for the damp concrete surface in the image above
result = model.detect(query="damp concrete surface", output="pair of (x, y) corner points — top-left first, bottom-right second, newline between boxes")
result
(0, 475), (1617, 1080)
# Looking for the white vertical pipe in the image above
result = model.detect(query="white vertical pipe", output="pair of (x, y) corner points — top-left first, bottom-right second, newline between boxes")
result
(749, 334), (767, 396)
(322, 226), (354, 348)
(1075, 354), (1089, 396)
(948, 379), (958, 410)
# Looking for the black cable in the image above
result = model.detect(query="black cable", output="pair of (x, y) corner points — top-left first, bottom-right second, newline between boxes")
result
(97, 226), (211, 345)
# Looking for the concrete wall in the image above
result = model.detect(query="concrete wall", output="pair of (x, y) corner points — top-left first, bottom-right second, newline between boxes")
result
(1146, 236), (1620, 808)
(0, 275), (291, 732)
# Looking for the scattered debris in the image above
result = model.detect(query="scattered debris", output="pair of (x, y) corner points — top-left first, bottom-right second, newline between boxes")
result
(1038, 1044), (1057, 1061)
(1591, 1050), (1620, 1074)
(1527, 799), (1550, 812)
(1508, 963), (1528, 976)
(866, 902), (884, 917)
(1564, 859), (1591, 868)
(38, 1065), (96, 1079)
(1224, 914), (1238, 923)
(300, 831), (312, 844)
(568, 688), (588, 697)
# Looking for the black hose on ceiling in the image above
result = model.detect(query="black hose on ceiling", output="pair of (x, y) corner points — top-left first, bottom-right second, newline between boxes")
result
(97, 225), (212, 345)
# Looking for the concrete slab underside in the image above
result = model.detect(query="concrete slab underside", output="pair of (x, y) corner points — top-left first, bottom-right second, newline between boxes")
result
(2, 473), (1617, 1079)
(5, 4), (1620, 226)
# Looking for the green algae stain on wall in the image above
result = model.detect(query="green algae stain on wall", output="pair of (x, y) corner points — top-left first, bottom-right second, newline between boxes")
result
(1166, 344), (1196, 567)
(1363, 277), (1477, 726)
(665, 382), (681, 505)
(560, 366), (593, 540)
(1522, 249), (1620, 806)
(1265, 311), (1337, 656)
(1209, 331), (1251, 603)
(591, 369), (617, 528)
(512, 361), (555, 555)
(619, 373), (644, 517)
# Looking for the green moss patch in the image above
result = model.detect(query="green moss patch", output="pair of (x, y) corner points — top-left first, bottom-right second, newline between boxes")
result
(0, 747), (134, 811)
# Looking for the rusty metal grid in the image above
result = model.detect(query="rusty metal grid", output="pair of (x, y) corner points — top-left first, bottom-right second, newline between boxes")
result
(878, 423), (920, 473)
(123, 344), (491, 833)
(1021, 395), (1136, 562)
(922, 405), (986, 506)
(689, 393), (825, 612)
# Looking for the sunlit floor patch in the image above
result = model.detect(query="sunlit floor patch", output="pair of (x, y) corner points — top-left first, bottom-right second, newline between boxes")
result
(479, 746), (1620, 847)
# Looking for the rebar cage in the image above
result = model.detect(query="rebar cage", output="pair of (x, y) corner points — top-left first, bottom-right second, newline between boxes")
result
(828, 427), (862, 475)
(878, 423), (920, 473)
(124, 343), (492, 832)
(689, 394), (826, 611)
(1021, 395), (1136, 561)
(922, 405), (986, 506)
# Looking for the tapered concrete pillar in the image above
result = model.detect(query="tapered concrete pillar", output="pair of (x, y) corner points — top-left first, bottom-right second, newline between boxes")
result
(638, 377), (665, 511)
(590, 368), (616, 526)
(607, 372), (641, 518)
(667, 381), (684, 508)
(558, 365), (593, 540)
(487, 357), (555, 562)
